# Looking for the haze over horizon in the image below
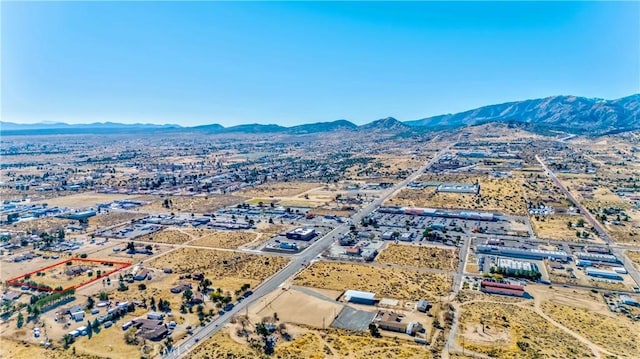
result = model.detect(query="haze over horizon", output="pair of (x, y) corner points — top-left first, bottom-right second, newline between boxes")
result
(2, 2), (638, 127)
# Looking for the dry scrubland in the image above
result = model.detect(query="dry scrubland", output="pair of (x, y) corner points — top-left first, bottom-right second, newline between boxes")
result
(627, 250), (640, 269)
(148, 247), (289, 282)
(455, 290), (526, 304)
(189, 230), (259, 249)
(87, 211), (147, 229)
(376, 244), (459, 271)
(293, 262), (452, 301)
(135, 229), (192, 244)
(33, 192), (131, 208)
(137, 194), (246, 213)
(458, 302), (593, 359)
(0, 339), (103, 359)
(388, 174), (526, 215)
(2, 217), (71, 232)
(530, 214), (594, 242)
(541, 302), (640, 358)
(187, 328), (432, 359)
(237, 182), (321, 197)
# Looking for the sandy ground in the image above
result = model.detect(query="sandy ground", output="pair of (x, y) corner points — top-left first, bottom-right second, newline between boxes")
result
(134, 228), (192, 244)
(376, 244), (459, 271)
(293, 261), (452, 301)
(147, 247), (289, 283)
(388, 174), (527, 215)
(236, 182), (323, 198)
(136, 194), (246, 213)
(530, 214), (600, 242)
(33, 192), (133, 208)
(1, 217), (72, 233)
(87, 211), (147, 230)
(188, 230), (260, 249)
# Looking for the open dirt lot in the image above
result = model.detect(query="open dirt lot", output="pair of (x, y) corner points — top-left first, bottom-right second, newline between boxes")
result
(530, 214), (598, 242)
(376, 244), (459, 271)
(134, 228), (192, 244)
(0, 338), (103, 359)
(236, 182), (322, 198)
(136, 194), (246, 213)
(627, 250), (640, 269)
(189, 230), (260, 249)
(2, 217), (72, 233)
(293, 261), (452, 301)
(541, 301), (640, 358)
(187, 326), (432, 359)
(253, 287), (344, 328)
(458, 302), (593, 359)
(33, 192), (133, 208)
(87, 211), (147, 230)
(388, 174), (526, 215)
(11, 259), (126, 290)
(147, 247), (289, 283)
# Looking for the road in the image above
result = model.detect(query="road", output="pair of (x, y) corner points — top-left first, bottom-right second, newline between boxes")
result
(535, 155), (640, 289)
(165, 143), (453, 358)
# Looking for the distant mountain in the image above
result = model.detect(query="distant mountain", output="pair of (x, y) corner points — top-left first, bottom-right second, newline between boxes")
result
(221, 123), (286, 134)
(0, 121), (181, 135)
(287, 120), (357, 134)
(191, 123), (225, 132)
(359, 117), (411, 132)
(405, 94), (640, 135)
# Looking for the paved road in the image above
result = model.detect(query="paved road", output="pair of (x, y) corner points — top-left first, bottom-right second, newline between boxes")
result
(536, 155), (640, 289)
(165, 144), (453, 358)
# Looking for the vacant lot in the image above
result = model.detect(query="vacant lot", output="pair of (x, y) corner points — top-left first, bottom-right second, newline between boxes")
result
(376, 244), (459, 271)
(530, 214), (595, 242)
(388, 175), (526, 215)
(148, 247), (289, 283)
(33, 192), (132, 208)
(134, 229), (191, 244)
(87, 211), (147, 229)
(293, 261), (452, 301)
(2, 217), (72, 233)
(237, 182), (321, 198)
(190, 230), (259, 249)
(458, 302), (593, 359)
(137, 194), (246, 213)
(0, 338), (102, 359)
(541, 301), (640, 358)
(627, 250), (640, 269)
(187, 327), (432, 359)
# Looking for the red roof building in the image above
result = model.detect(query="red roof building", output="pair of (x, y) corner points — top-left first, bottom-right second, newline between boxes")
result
(480, 280), (525, 297)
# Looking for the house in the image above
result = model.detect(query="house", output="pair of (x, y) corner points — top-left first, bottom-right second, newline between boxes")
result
(192, 272), (204, 281)
(375, 311), (407, 333)
(134, 269), (149, 281)
(132, 318), (168, 341)
(170, 282), (192, 294)
(344, 246), (361, 256)
(1, 291), (22, 302)
(189, 292), (204, 305)
(416, 299), (430, 313)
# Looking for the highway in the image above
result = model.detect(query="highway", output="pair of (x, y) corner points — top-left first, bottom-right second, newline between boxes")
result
(535, 155), (640, 290)
(165, 144), (453, 358)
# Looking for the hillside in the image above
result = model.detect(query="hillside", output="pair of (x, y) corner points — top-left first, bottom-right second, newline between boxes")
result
(405, 94), (640, 135)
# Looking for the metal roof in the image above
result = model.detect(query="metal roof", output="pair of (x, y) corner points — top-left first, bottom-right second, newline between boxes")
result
(344, 290), (376, 300)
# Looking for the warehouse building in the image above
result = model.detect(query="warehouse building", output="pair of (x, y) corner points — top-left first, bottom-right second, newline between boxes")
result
(620, 295), (639, 307)
(343, 290), (377, 305)
(496, 258), (539, 273)
(476, 245), (569, 262)
(435, 183), (480, 194)
(480, 281), (525, 297)
(585, 268), (623, 280)
(575, 252), (619, 264)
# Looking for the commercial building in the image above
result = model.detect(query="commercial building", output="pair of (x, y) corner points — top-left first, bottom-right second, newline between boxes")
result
(343, 290), (377, 305)
(496, 258), (537, 272)
(620, 295), (639, 307)
(585, 268), (623, 280)
(378, 206), (496, 222)
(480, 281), (525, 297)
(286, 227), (316, 241)
(476, 245), (569, 262)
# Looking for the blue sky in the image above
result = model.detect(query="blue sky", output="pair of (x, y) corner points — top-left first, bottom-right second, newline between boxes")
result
(2, 1), (638, 126)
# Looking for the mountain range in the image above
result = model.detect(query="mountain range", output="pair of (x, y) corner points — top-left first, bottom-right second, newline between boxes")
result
(2, 94), (638, 136)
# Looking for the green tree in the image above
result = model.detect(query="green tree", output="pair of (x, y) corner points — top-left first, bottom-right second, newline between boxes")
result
(87, 296), (95, 310)
(16, 313), (24, 328)
(63, 334), (74, 349)
(368, 323), (381, 337)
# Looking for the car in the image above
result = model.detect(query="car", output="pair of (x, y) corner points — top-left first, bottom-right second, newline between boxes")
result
(195, 338), (200, 343)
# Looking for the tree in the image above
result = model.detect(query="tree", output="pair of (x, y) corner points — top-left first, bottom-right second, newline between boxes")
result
(87, 296), (95, 310)
(86, 320), (93, 339)
(63, 334), (74, 349)
(368, 323), (381, 337)
(182, 289), (193, 302)
(99, 292), (109, 301)
(92, 318), (100, 331)
(138, 283), (147, 290)
(576, 218), (585, 227)
(16, 312), (24, 328)
(58, 228), (66, 240)
(124, 327), (139, 345)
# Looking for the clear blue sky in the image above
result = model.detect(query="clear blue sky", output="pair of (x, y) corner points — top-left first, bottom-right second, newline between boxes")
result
(2, 1), (638, 126)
